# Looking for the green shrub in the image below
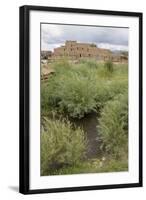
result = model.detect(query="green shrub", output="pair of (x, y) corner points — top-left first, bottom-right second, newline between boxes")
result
(79, 59), (98, 69)
(104, 60), (114, 73)
(41, 60), (128, 175)
(95, 79), (128, 109)
(41, 77), (62, 115)
(41, 60), (128, 118)
(51, 58), (73, 77)
(41, 117), (87, 175)
(41, 83), (49, 115)
(52, 57), (71, 69)
(98, 93), (128, 159)
(57, 73), (98, 118)
(41, 65), (98, 118)
(48, 157), (128, 175)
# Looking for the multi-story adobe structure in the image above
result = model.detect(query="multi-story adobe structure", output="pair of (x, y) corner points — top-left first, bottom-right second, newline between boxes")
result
(42, 41), (128, 63)
(41, 41), (128, 80)
(51, 41), (112, 61)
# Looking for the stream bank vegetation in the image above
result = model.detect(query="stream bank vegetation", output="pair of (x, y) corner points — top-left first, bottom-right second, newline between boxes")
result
(41, 58), (128, 176)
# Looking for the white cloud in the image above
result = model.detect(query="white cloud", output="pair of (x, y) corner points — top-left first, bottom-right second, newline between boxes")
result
(98, 43), (128, 51)
(42, 24), (63, 38)
(41, 24), (128, 51)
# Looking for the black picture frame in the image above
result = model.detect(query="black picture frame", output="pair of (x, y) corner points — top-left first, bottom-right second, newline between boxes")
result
(19, 5), (143, 194)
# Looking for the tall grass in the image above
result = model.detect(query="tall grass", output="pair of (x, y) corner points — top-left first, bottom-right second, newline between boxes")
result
(48, 157), (128, 175)
(41, 59), (128, 118)
(79, 58), (99, 69)
(98, 93), (128, 159)
(41, 58), (128, 174)
(41, 117), (87, 175)
(104, 60), (114, 73)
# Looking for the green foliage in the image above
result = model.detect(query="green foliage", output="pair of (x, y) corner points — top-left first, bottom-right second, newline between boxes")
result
(95, 79), (128, 109)
(41, 59), (128, 118)
(104, 60), (114, 73)
(41, 117), (87, 175)
(52, 57), (71, 69)
(41, 77), (61, 115)
(41, 62), (98, 118)
(48, 157), (128, 175)
(41, 83), (49, 115)
(41, 58), (128, 175)
(57, 74), (98, 118)
(79, 58), (98, 69)
(98, 93), (128, 159)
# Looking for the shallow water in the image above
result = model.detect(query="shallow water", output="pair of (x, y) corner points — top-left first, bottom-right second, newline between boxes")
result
(42, 111), (102, 159)
(69, 112), (102, 159)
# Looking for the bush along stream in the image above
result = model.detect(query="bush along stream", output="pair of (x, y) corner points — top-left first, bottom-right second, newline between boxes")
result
(41, 59), (128, 175)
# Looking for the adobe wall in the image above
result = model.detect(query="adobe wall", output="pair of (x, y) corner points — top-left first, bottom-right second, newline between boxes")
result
(50, 41), (128, 62)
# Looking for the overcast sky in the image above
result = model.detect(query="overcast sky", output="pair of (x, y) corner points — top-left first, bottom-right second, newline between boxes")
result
(41, 24), (128, 51)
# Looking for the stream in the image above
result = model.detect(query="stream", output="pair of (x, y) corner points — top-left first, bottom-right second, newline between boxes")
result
(69, 112), (102, 159)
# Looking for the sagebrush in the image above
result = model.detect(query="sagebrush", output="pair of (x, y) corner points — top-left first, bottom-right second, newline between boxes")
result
(41, 117), (87, 175)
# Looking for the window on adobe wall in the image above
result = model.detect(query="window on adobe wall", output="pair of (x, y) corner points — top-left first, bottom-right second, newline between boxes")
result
(80, 54), (82, 57)
(88, 54), (90, 57)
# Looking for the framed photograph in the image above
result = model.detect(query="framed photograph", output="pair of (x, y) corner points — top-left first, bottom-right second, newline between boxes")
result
(19, 5), (143, 194)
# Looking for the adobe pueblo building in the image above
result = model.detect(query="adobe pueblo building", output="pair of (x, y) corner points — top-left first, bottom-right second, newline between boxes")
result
(51, 41), (112, 61)
(41, 40), (128, 80)
(46, 41), (128, 63)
